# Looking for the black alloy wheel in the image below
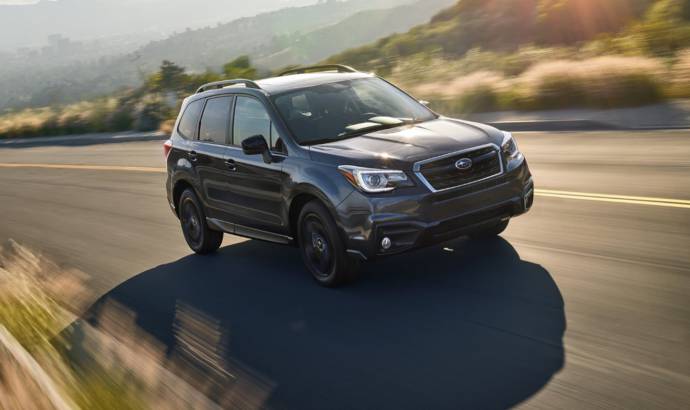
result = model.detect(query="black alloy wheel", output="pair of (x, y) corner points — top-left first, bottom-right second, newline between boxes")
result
(298, 201), (361, 287)
(179, 188), (223, 254)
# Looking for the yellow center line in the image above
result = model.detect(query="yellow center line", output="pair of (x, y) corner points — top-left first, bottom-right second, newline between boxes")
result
(0, 162), (688, 209)
(535, 191), (690, 209)
(0, 163), (166, 173)
(536, 189), (690, 205)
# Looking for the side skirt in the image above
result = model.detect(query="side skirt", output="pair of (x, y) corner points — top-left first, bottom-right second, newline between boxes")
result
(206, 218), (294, 245)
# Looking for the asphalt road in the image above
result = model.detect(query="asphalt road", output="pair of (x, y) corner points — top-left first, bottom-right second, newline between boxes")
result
(0, 130), (689, 409)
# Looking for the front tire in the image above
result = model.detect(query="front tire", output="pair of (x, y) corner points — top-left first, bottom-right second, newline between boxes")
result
(298, 201), (361, 287)
(179, 188), (223, 254)
(469, 219), (510, 239)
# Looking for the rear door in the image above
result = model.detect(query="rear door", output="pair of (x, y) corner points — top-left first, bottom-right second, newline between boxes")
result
(193, 95), (238, 221)
(224, 95), (288, 234)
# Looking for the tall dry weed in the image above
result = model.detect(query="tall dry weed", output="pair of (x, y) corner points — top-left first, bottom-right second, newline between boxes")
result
(0, 241), (273, 409)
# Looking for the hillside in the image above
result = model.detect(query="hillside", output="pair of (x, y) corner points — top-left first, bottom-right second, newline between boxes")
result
(323, 0), (690, 113)
(326, 0), (662, 70)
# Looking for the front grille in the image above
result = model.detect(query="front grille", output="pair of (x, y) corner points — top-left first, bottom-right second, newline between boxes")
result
(416, 145), (503, 191)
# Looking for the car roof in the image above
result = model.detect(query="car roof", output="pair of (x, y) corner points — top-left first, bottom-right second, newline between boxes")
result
(256, 72), (374, 95)
(188, 71), (375, 102)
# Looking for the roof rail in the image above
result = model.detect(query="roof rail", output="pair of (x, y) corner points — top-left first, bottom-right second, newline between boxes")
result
(196, 79), (261, 94)
(279, 64), (358, 77)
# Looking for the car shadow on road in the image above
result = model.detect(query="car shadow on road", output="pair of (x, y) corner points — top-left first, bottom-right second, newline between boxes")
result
(75, 237), (565, 409)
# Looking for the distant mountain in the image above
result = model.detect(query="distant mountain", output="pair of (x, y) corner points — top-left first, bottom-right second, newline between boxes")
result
(0, 0), (453, 110)
(0, 0), (316, 50)
(255, 0), (456, 68)
(129, 0), (420, 73)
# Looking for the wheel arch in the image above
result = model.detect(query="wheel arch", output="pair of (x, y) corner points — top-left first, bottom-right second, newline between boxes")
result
(288, 184), (344, 242)
(172, 178), (201, 217)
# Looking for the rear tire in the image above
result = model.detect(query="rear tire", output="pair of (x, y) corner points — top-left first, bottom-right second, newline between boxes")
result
(298, 201), (361, 287)
(469, 219), (509, 239)
(179, 189), (223, 254)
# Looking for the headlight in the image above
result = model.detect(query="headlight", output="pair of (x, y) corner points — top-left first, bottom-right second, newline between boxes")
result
(338, 166), (413, 193)
(501, 131), (524, 170)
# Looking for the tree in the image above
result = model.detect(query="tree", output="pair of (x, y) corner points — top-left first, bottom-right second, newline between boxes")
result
(146, 60), (189, 92)
(222, 56), (257, 79)
(630, 0), (690, 56)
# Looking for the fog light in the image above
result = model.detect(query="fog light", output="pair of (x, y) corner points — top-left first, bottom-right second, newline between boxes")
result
(381, 237), (392, 250)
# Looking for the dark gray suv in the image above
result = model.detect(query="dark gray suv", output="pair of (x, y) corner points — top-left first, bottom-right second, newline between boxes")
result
(165, 65), (534, 286)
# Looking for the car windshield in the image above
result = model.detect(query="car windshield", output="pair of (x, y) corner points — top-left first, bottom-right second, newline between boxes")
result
(272, 78), (436, 145)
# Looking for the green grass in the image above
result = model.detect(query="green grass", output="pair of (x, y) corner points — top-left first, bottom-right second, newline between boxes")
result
(0, 299), (63, 350)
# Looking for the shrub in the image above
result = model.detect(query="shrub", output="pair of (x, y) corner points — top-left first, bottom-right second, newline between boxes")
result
(414, 71), (506, 113)
(453, 85), (501, 113)
(108, 107), (135, 131)
(134, 99), (169, 131)
(669, 49), (690, 97)
(413, 71), (504, 98)
(514, 56), (666, 109)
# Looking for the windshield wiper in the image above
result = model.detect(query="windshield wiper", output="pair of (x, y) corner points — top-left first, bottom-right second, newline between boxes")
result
(302, 118), (422, 146)
(337, 117), (417, 138)
(302, 124), (401, 146)
(336, 123), (400, 139)
(302, 137), (345, 146)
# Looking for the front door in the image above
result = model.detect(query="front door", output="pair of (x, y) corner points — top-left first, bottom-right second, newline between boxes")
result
(224, 95), (287, 234)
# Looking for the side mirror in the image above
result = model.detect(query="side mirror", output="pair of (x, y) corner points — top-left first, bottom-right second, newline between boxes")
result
(241, 135), (272, 163)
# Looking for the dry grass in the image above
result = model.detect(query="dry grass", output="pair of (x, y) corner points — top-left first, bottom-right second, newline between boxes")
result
(669, 49), (690, 97)
(412, 54), (678, 113)
(0, 97), (137, 139)
(0, 108), (55, 137)
(0, 100), (106, 138)
(514, 56), (666, 109)
(413, 71), (505, 98)
(0, 241), (89, 349)
(0, 240), (273, 409)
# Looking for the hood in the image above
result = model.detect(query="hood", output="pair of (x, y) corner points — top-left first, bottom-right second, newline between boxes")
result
(308, 118), (504, 169)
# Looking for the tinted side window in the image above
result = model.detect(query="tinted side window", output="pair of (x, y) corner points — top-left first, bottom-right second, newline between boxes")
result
(199, 96), (232, 144)
(233, 97), (271, 147)
(177, 99), (204, 139)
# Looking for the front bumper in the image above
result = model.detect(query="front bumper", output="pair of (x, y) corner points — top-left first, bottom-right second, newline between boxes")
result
(336, 160), (534, 260)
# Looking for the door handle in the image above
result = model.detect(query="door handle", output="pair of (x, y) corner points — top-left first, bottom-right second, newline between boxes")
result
(188, 151), (198, 162)
(225, 159), (237, 171)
